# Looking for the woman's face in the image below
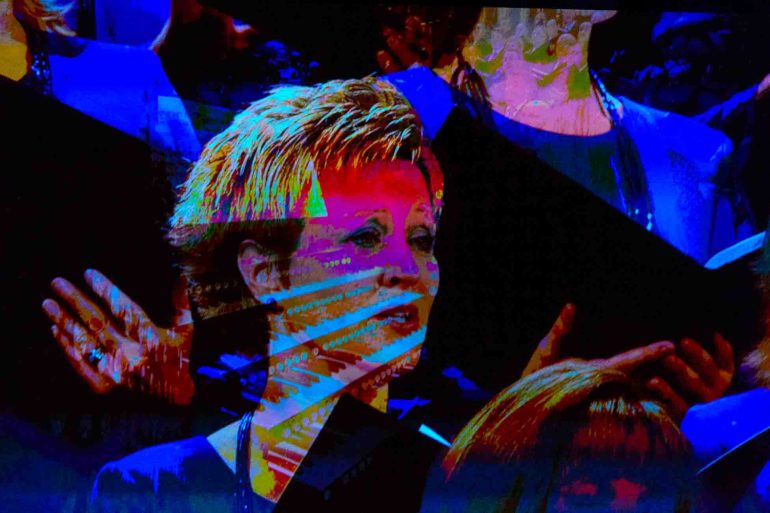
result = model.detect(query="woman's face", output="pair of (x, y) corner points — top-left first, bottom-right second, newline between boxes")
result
(550, 462), (680, 513)
(263, 156), (442, 401)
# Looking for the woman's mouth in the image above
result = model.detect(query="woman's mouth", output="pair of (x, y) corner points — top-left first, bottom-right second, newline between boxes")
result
(374, 303), (420, 336)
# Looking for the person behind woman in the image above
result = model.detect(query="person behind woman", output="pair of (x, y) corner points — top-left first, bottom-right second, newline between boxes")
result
(0, 0), (72, 87)
(71, 76), (443, 512)
(0, 0), (199, 161)
(384, 7), (754, 265)
(423, 360), (693, 513)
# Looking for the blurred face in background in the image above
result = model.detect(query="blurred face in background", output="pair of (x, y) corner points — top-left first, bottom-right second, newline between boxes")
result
(551, 461), (681, 512)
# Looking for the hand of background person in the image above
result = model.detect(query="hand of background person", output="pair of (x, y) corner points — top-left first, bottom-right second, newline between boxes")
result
(757, 72), (770, 100)
(521, 303), (675, 377)
(376, 13), (434, 73)
(520, 303), (578, 377)
(646, 334), (734, 417)
(522, 304), (735, 418)
(150, 0), (257, 56)
(42, 269), (195, 405)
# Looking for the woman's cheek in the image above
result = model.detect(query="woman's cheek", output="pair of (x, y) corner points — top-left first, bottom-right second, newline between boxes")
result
(423, 256), (440, 295)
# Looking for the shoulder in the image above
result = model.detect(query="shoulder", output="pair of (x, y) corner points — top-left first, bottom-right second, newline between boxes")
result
(90, 436), (228, 511)
(47, 37), (200, 157)
(682, 388), (770, 463)
(50, 37), (165, 77)
(384, 67), (457, 141)
(619, 96), (733, 170)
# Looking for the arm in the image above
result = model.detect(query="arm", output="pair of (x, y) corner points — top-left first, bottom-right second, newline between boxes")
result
(89, 462), (148, 513)
(692, 73), (769, 142)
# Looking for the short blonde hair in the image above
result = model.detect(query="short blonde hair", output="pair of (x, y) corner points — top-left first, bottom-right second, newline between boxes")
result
(168, 77), (423, 253)
(166, 77), (427, 318)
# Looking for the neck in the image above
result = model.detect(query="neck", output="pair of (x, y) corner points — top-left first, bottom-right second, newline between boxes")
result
(516, 10), (592, 97)
(465, 9), (594, 97)
(208, 382), (389, 503)
(455, 7), (612, 135)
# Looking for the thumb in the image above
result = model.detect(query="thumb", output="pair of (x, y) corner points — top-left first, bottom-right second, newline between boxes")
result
(756, 72), (770, 99)
(600, 341), (675, 373)
(521, 303), (576, 377)
(171, 274), (193, 334)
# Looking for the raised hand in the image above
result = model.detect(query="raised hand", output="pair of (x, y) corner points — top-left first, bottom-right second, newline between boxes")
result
(521, 304), (734, 418)
(646, 333), (734, 418)
(521, 303), (577, 377)
(522, 303), (676, 377)
(42, 269), (195, 405)
(376, 14), (434, 73)
(757, 72), (770, 100)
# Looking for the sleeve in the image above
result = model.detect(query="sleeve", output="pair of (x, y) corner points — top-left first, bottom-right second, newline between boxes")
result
(621, 98), (754, 262)
(692, 85), (759, 138)
(693, 86), (759, 236)
(87, 438), (242, 513)
(384, 66), (457, 141)
(89, 461), (157, 513)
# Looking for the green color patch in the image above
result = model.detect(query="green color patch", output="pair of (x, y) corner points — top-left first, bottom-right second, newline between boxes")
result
(524, 41), (556, 64)
(567, 65), (591, 99)
(536, 62), (566, 88)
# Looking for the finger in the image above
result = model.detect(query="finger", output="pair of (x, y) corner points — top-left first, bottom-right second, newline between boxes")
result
(51, 325), (113, 393)
(84, 269), (150, 337)
(171, 274), (194, 332)
(171, 273), (192, 313)
(376, 50), (401, 73)
(661, 354), (713, 403)
(47, 284), (121, 353)
(41, 298), (64, 324)
(57, 310), (99, 353)
(404, 15), (422, 43)
(553, 303), (576, 337)
(50, 277), (110, 337)
(646, 376), (689, 419)
(402, 15), (431, 66)
(419, 20), (431, 42)
(43, 298), (113, 352)
(386, 33), (418, 69)
(679, 338), (718, 387)
(757, 72), (770, 99)
(539, 302), (576, 358)
(601, 341), (675, 373)
(713, 332), (735, 375)
(521, 303), (576, 377)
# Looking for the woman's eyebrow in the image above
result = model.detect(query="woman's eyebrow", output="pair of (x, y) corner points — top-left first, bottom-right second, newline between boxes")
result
(413, 204), (438, 223)
(352, 208), (388, 219)
(342, 213), (389, 234)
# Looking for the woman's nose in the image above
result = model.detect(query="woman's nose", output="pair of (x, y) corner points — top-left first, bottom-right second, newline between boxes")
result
(378, 252), (421, 289)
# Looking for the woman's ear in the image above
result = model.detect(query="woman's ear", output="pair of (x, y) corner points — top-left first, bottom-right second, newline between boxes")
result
(238, 240), (283, 300)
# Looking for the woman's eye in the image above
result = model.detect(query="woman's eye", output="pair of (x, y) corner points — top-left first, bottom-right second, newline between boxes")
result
(346, 228), (382, 249)
(409, 232), (435, 253)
